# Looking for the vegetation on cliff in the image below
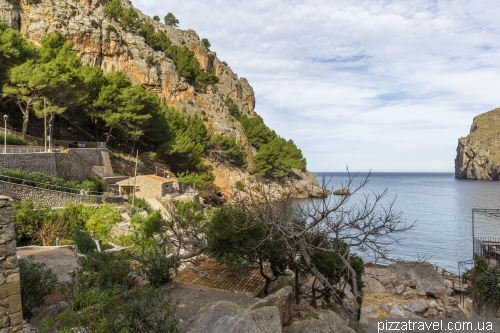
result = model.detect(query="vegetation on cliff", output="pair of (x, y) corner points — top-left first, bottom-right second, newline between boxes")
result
(1, 3), (307, 187)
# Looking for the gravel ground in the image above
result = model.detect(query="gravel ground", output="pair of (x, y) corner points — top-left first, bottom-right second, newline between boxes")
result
(17, 247), (79, 282)
(168, 283), (259, 332)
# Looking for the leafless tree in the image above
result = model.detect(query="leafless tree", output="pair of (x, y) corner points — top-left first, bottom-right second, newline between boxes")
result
(232, 170), (414, 329)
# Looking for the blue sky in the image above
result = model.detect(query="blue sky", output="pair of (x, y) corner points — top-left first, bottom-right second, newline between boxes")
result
(134, 0), (500, 172)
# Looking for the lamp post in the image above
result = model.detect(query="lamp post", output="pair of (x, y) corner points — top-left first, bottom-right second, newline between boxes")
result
(3, 115), (7, 154)
(48, 124), (52, 152)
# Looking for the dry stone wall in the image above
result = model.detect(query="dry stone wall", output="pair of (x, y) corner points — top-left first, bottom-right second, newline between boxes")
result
(0, 151), (105, 181)
(0, 196), (24, 333)
(0, 181), (103, 207)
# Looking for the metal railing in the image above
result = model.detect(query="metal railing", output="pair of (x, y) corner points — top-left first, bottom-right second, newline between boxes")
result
(3, 146), (46, 154)
(0, 174), (103, 196)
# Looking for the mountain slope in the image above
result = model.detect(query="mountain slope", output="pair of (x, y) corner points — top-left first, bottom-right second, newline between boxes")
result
(0, 0), (324, 197)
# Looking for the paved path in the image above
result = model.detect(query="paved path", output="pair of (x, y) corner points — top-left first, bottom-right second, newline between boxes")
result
(17, 247), (79, 282)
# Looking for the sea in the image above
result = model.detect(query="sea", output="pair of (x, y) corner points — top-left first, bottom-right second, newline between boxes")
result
(310, 172), (500, 274)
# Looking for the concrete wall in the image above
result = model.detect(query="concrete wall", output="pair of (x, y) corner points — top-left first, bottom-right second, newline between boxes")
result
(0, 196), (24, 333)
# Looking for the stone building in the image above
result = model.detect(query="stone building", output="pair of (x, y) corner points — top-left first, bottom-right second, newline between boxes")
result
(116, 175), (180, 199)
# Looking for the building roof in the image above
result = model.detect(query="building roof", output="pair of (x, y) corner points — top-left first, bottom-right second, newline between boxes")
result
(116, 174), (175, 186)
(179, 259), (270, 297)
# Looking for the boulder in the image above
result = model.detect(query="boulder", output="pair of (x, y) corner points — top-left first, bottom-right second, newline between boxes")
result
(360, 306), (377, 325)
(389, 305), (406, 317)
(395, 284), (405, 295)
(321, 310), (356, 333)
(427, 300), (438, 308)
(288, 310), (354, 333)
(186, 301), (281, 333)
(442, 297), (458, 307)
(29, 302), (69, 329)
(250, 286), (293, 324)
(333, 188), (350, 195)
(388, 262), (451, 298)
(425, 308), (439, 318)
(288, 317), (329, 333)
(373, 272), (398, 287)
(363, 276), (386, 293)
(407, 299), (428, 314)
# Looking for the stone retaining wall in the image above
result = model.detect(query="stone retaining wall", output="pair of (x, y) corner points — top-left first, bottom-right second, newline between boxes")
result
(0, 153), (58, 177)
(0, 151), (102, 180)
(0, 181), (103, 206)
(0, 196), (24, 333)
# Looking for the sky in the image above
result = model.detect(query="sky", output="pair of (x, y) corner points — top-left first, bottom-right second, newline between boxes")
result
(134, 0), (500, 172)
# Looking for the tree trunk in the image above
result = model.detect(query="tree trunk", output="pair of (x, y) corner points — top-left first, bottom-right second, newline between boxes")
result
(18, 101), (29, 139)
(257, 259), (274, 296)
(295, 268), (300, 305)
(296, 238), (360, 329)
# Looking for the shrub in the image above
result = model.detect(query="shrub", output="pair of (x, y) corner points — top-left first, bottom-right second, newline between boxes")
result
(177, 171), (215, 191)
(74, 251), (134, 289)
(106, 24), (118, 34)
(44, 252), (179, 333)
(19, 256), (58, 318)
(138, 250), (178, 287)
(0, 133), (37, 145)
(235, 180), (245, 189)
(90, 19), (99, 29)
(73, 230), (97, 255)
(0, 167), (105, 193)
(201, 38), (211, 49)
(153, 15), (160, 22)
(145, 55), (155, 67)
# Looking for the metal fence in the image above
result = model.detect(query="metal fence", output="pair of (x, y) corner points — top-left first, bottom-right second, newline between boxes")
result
(2, 146), (46, 154)
(0, 174), (103, 196)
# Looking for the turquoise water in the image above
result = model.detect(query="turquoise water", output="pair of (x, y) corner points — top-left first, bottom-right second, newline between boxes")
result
(311, 172), (500, 273)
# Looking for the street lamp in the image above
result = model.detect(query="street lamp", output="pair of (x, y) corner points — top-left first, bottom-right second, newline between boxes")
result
(48, 124), (52, 152)
(3, 115), (7, 154)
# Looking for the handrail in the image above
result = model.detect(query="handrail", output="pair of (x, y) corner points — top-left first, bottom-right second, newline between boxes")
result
(0, 174), (103, 195)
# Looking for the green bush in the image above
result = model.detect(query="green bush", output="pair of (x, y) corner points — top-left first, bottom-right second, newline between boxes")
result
(235, 180), (245, 189)
(74, 251), (134, 289)
(19, 256), (58, 318)
(138, 250), (178, 287)
(106, 24), (118, 34)
(201, 38), (211, 50)
(177, 171), (215, 190)
(44, 251), (179, 333)
(0, 167), (105, 193)
(0, 133), (37, 145)
(73, 230), (97, 255)
(153, 15), (160, 22)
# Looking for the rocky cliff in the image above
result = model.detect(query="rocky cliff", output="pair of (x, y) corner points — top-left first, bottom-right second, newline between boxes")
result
(455, 107), (500, 180)
(0, 0), (323, 196)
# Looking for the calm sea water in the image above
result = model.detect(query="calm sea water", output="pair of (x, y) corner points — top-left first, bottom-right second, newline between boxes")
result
(310, 172), (500, 273)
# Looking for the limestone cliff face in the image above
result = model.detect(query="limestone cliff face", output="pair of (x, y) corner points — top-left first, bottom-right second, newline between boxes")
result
(455, 107), (500, 180)
(0, 0), (254, 147)
(0, 0), (322, 197)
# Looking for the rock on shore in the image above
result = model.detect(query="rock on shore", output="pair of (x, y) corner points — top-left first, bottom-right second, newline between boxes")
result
(455, 107), (500, 180)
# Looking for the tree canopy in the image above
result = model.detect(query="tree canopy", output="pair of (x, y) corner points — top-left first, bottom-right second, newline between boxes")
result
(164, 13), (179, 27)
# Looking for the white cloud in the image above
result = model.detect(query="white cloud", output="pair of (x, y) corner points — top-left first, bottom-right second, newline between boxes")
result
(134, 0), (500, 171)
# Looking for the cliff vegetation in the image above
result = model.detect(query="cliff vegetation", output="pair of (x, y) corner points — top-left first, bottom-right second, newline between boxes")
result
(0, 0), (314, 197)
